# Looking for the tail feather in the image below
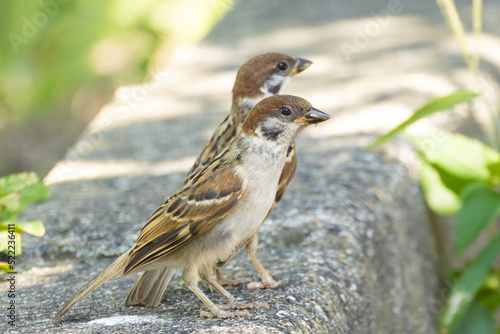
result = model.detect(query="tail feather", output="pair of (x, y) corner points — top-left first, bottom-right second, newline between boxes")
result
(125, 268), (176, 307)
(54, 252), (129, 321)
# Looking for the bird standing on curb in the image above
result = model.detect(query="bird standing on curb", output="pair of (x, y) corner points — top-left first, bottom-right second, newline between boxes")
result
(54, 94), (330, 320)
(126, 53), (313, 308)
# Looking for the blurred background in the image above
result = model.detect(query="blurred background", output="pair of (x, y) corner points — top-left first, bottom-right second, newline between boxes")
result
(1, 0), (499, 178)
(2, 0), (499, 179)
(0, 0), (233, 177)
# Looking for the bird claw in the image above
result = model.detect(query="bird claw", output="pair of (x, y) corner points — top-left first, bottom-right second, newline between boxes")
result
(247, 280), (283, 290)
(216, 277), (249, 286)
(217, 300), (270, 310)
(198, 309), (252, 318)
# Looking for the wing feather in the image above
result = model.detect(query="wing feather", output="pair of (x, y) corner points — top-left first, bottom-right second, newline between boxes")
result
(124, 156), (244, 274)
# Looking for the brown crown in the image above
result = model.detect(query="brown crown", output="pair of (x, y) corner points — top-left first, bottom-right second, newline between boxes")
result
(242, 95), (312, 134)
(232, 53), (297, 100)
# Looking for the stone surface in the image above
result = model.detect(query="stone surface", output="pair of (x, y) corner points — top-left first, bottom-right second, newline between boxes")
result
(9, 136), (441, 334)
(4, 0), (500, 333)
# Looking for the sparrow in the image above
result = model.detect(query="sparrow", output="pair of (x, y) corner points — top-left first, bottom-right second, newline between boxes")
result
(186, 53), (312, 178)
(125, 53), (313, 308)
(54, 95), (330, 320)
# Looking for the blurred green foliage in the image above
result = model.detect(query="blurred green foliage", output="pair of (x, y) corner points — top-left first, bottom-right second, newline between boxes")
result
(0, 0), (233, 271)
(0, 0), (233, 129)
(0, 172), (50, 274)
(371, 0), (500, 331)
(370, 89), (500, 334)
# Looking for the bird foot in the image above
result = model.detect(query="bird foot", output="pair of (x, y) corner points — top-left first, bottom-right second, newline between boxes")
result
(216, 277), (249, 286)
(247, 279), (283, 290)
(198, 309), (251, 318)
(217, 300), (270, 310)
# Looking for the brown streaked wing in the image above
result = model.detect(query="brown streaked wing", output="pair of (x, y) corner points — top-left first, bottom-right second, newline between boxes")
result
(124, 162), (245, 274)
(186, 116), (235, 181)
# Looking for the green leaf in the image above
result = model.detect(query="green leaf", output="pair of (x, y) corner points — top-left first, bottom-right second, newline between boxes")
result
(439, 234), (500, 333)
(0, 230), (7, 252)
(0, 193), (22, 213)
(413, 132), (493, 182)
(476, 272), (500, 310)
(420, 160), (461, 215)
(482, 144), (500, 165)
(478, 291), (500, 311)
(20, 181), (51, 209)
(15, 220), (45, 237)
(482, 271), (500, 290)
(488, 162), (500, 186)
(456, 183), (500, 254)
(369, 90), (479, 149)
(0, 262), (12, 274)
(0, 172), (39, 196)
(0, 220), (45, 237)
(1, 210), (18, 224)
(433, 164), (474, 197)
(452, 301), (495, 334)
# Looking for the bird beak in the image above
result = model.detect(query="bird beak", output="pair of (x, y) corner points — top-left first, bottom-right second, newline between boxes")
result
(294, 107), (330, 125)
(290, 58), (313, 75)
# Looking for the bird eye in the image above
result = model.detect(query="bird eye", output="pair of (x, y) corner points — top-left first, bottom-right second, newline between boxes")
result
(277, 61), (288, 71)
(279, 107), (291, 116)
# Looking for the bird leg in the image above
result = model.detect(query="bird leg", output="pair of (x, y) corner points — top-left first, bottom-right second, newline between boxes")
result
(202, 274), (269, 311)
(215, 267), (249, 286)
(245, 234), (283, 290)
(183, 264), (251, 318)
(187, 284), (252, 318)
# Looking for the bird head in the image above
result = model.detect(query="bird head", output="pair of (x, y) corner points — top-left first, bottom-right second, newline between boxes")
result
(232, 53), (312, 105)
(242, 95), (329, 145)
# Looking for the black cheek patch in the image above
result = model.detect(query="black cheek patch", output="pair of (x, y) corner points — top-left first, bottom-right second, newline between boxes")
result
(261, 123), (283, 141)
(268, 83), (282, 95)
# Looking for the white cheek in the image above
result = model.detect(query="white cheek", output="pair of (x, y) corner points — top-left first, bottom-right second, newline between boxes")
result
(281, 76), (292, 92)
(255, 126), (265, 138)
(261, 75), (292, 97)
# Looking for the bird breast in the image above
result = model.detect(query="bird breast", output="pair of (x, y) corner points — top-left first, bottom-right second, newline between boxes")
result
(203, 140), (287, 265)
